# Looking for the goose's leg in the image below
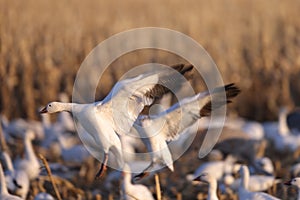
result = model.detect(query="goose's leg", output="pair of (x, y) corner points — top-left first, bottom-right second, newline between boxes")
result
(95, 153), (108, 179)
(133, 161), (155, 181)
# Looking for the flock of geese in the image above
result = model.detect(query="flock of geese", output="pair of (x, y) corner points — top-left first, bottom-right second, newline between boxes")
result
(0, 63), (300, 199)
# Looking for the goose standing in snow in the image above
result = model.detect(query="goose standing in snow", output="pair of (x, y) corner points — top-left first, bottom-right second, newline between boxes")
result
(1, 151), (29, 199)
(121, 164), (154, 200)
(0, 163), (23, 200)
(285, 177), (300, 200)
(134, 84), (240, 180)
(238, 165), (280, 200)
(40, 64), (193, 178)
(193, 172), (219, 200)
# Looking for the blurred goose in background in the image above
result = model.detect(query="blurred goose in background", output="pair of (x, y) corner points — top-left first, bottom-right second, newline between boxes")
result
(6, 118), (45, 141)
(264, 108), (300, 152)
(40, 64), (194, 178)
(187, 155), (239, 183)
(0, 163), (23, 200)
(134, 83), (240, 180)
(57, 140), (90, 164)
(290, 163), (300, 177)
(121, 164), (154, 200)
(287, 108), (300, 134)
(14, 130), (40, 180)
(1, 151), (29, 199)
(193, 172), (219, 200)
(252, 157), (275, 175)
(238, 165), (280, 200)
(34, 192), (55, 200)
(229, 174), (279, 192)
(284, 177), (300, 200)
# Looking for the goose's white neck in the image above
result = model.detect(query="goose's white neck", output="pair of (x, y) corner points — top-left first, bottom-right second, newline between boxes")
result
(0, 164), (8, 195)
(279, 108), (289, 135)
(1, 152), (14, 172)
(24, 136), (39, 166)
(241, 167), (249, 190)
(207, 179), (219, 200)
(56, 102), (74, 113)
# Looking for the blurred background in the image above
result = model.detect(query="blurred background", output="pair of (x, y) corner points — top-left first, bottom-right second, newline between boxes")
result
(2, 1), (300, 200)
(1, 0), (300, 121)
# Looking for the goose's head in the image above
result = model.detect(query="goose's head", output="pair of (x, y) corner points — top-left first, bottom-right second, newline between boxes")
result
(25, 130), (35, 141)
(193, 172), (213, 184)
(40, 102), (62, 114)
(285, 177), (300, 188)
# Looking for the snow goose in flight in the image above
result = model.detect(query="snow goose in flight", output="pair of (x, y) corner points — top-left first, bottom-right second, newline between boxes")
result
(40, 64), (193, 178)
(134, 83), (240, 180)
(193, 172), (219, 200)
(284, 177), (300, 200)
(238, 165), (280, 200)
(0, 163), (23, 200)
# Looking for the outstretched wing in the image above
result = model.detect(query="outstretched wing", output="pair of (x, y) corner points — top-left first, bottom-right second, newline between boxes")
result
(145, 83), (240, 141)
(98, 64), (194, 135)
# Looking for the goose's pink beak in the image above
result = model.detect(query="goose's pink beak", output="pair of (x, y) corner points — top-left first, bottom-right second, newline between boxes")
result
(39, 106), (48, 114)
(284, 180), (292, 186)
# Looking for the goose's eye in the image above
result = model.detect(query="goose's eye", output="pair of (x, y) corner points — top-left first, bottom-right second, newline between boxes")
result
(49, 104), (52, 107)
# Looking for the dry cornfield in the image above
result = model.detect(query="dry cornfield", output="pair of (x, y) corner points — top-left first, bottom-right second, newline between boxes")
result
(0, 0), (300, 120)
(1, 0), (300, 200)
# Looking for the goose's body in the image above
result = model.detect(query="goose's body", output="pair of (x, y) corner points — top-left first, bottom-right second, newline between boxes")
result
(40, 64), (194, 177)
(264, 108), (300, 152)
(285, 177), (300, 200)
(1, 152), (29, 199)
(14, 130), (40, 180)
(0, 163), (23, 200)
(134, 84), (240, 180)
(238, 165), (280, 200)
(190, 156), (239, 183)
(230, 175), (278, 192)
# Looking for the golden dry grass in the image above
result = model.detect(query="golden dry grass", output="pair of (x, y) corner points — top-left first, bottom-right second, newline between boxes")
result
(0, 0), (300, 120)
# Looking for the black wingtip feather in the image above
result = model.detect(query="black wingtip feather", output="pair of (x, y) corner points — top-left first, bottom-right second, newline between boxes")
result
(200, 83), (240, 117)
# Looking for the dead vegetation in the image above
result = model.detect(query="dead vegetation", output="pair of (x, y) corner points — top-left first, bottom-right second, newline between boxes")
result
(0, 0), (299, 120)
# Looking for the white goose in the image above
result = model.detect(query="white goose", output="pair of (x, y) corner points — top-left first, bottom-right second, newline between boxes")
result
(0, 163), (23, 200)
(15, 130), (40, 180)
(238, 165), (280, 200)
(134, 84), (240, 180)
(1, 151), (29, 199)
(285, 177), (300, 200)
(40, 64), (193, 178)
(264, 108), (300, 152)
(121, 164), (154, 200)
(194, 172), (219, 200)
(188, 155), (240, 183)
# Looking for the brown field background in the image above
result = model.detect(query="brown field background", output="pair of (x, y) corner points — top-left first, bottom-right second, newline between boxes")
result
(1, 1), (300, 199)
(1, 0), (300, 121)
